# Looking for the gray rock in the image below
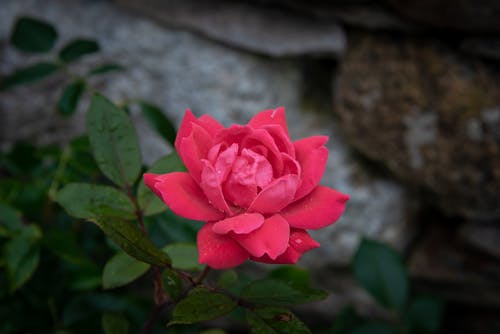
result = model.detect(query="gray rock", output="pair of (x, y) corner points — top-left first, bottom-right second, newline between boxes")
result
(460, 223), (500, 260)
(256, 0), (420, 32)
(1, 0), (411, 268)
(461, 38), (500, 62)
(114, 0), (346, 58)
(386, 0), (500, 33)
(335, 33), (500, 220)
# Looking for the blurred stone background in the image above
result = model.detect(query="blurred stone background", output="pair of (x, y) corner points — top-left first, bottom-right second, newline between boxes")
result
(1, 0), (500, 332)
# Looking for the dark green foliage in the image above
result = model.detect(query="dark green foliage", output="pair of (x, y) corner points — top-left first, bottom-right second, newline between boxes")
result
(59, 39), (100, 63)
(139, 101), (177, 147)
(353, 239), (408, 309)
(10, 16), (58, 53)
(170, 287), (237, 325)
(87, 94), (142, 188)
(59, 80), (86, 116)
(1, 62), (59, 89)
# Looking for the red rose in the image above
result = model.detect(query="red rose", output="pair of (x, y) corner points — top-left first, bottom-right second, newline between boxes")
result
(144, 108), (349, 269)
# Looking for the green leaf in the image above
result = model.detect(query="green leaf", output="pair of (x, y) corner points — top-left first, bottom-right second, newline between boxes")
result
(0, 203), (23, 235)
(93, 218), (171, 267)
(170, 287), (237, 325)
(102, 252), (150, 289)
(139, 101), (177, 147)
(267, 266), (310, 288)
(9, 16), (58, 53)
(102, 312), (130, 334)
(163, 243), (203, 272)
(88, 63), (125, 76)
(217, 270), (238, 289)
(349, 323), (397, 334)
(405, 296), (444, 333)
(59, 39), (100, 63)
(55, 183), (135, 220)
(1, 62), (59, 89)
(4, 228), (42, 291)
(87, 94), (142, 188)
(162, 268), (182, 300)
(240, 279), (327, 306)
(246, 307), (311, 334)
(43, 229), (92, 265)
(201, 330), (227, 334)
(353, 239), (408, 310)
(330, 307), (363, 334)
(138, 152), (186, 216)
(58, 80), (86, 116)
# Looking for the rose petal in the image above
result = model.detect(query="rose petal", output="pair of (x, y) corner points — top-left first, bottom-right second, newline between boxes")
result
(281, 186), (349, 230)
(175, 109), (223, 153)
(148, 172), (225, 221)
(144, 173), (163, 198)
(200, 161), (234, 215)
(249, 174), (299, 214)
(212, 213), (265, 234)
(242, 129), (283, 175)
(179, 123), (214, 182)
(216, 125), (252, 147)
(198, 222), (249, 269)
(251, 229), (319, 264)
(223, 174), (257, 208)
(248, 107), (289, 136)
(232, 214), (289, 260)
(262, 124), (295, 157)
(294, 136), (329, 200)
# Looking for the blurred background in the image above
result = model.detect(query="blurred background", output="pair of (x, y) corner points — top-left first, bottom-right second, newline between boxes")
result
(1, 0), (500, 333)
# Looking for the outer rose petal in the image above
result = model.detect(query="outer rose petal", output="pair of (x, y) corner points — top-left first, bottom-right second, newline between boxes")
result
(248, 107), (289, 136)
(175, 109), (223, 153)
(252, 229), (320, 264)
(146, 172), (225, 221)
(232, 214), (289, 260)
(212, 213), (265, 234)
(200, 161), (234, 215)
(294, 136), (329, 200)
(179, 124), (214, 182)
(198, 222), (249, 269)
(281, 186), (349, 230)
(249, 174), (299, 214)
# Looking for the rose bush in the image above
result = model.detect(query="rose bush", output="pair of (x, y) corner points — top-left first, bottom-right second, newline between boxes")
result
(145, 108), (349, 269)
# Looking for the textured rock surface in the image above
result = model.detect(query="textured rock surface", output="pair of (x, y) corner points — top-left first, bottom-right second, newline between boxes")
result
(0, 0), (412, 267)
(335, 34), (500, 220)
(386, 0), (500, 33)
(114, 0), (346, 58)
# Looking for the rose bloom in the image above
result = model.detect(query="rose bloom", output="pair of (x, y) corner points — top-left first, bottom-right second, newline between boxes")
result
(144, 108), (349, 269)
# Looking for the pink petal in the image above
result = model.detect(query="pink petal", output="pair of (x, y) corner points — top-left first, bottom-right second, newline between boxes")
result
(294, 136), (329, 200)
(179, 123), (214, 182)
(248, 107), (289, 136)
(212, 213), (265, 234)
(175, 109), (198, 153)
(198, 114), (225, 135)
(242, 129), (283, 175)
(144, 173), (163, 198)
(198, 222), (249, 269)
(216, 125), (252, 147)
(281, 186), (349, 230)
(262, 124), (295, 157)
(252, 229), (319, 264)
(175, 109), (223, 153)
(281, 153), (301, 176)
(150, 172), (225, 221)
(249, 174), (299, 214)
(232, 214), (289, 260)
(223, 175), (257, 208)
(200, 161), (234, 215)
